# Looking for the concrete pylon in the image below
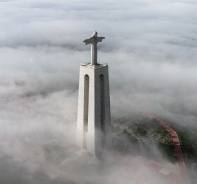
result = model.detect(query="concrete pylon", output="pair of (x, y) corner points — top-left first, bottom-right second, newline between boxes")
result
(76, 32), (111, 156)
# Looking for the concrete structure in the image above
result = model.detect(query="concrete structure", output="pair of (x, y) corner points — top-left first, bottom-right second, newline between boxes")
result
(76, 32), (111, 156)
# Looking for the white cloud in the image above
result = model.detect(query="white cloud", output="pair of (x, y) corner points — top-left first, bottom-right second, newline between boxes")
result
(0, 0), (197, 183)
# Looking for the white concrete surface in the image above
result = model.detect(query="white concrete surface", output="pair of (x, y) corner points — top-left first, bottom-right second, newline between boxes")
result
(76, 63), (111, 156)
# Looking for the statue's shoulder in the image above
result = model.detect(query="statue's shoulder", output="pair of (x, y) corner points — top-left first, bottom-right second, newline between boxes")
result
(83, 37), (93, 45)
(96, 37), (105, 42)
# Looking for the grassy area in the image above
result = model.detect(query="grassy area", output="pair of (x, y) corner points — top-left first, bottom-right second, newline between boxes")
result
(160, 118), (197, 184)
(112, 115), (197, 184)
(161, 118), (197, 163)
(112, 115), (178, 162)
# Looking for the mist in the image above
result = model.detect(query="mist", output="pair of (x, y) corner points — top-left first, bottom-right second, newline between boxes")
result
(0, 0), (197, 183)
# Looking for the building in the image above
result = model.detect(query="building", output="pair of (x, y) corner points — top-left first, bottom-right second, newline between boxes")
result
(76, 32), (111, 156)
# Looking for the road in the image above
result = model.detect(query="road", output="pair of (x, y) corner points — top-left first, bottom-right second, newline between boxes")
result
(144, 112), (189, 184)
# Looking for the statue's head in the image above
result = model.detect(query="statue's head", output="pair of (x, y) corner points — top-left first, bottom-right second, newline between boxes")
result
(92, 31), (98, 37)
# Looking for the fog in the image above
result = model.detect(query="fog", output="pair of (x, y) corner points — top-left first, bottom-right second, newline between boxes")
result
(0, 0), (197, 183)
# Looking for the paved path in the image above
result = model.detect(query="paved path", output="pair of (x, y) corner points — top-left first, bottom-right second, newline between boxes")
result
(144, 112), (189, 184)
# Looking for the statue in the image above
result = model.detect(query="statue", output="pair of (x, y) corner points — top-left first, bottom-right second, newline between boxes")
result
(83, 31), (105, 65)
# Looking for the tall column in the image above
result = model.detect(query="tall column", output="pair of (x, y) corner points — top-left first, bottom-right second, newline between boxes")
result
(76, 64), (111, 156)
(77, 32), (110, 156)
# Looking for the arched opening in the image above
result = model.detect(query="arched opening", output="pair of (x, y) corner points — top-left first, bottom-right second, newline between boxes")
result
(83, 74), (89, 148)
(100, 74), (105, 136)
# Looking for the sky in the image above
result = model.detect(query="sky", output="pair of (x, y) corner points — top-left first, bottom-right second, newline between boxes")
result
(0, 0), (197, 183)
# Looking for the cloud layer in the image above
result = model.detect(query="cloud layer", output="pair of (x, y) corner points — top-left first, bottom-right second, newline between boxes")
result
(0, 0), (197, 183)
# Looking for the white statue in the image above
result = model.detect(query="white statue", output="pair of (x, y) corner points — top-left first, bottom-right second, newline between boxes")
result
(83, 31), (105, 65)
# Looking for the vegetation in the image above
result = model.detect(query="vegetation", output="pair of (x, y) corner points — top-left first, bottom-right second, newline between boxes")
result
(112, 115), (197, 184)
(112, 115), (177, 162)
